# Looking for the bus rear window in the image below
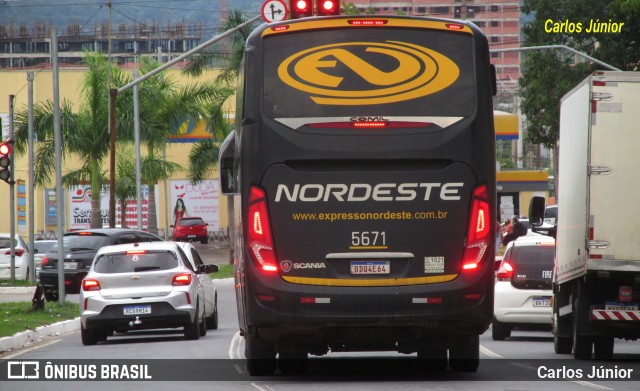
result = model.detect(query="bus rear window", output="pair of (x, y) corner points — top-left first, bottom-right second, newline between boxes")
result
(263, 27), (475, 123)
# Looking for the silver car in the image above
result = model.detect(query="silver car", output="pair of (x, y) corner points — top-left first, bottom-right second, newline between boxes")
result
(80, 241), (217, 345)
(176, 242), (218, 329)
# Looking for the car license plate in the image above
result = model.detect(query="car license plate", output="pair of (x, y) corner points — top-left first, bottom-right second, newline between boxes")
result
(187, 234), (197, 238)
(123, 305), (152, 315)
(533, 296), (551, 307)
(605, 302), (639, 311)
(63, 262), (78, 270)
(350, 261), (390, 275)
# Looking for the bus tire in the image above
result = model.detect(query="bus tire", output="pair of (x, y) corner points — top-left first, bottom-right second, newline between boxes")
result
(278, 352), (308, 375)
(245, 333), (276, 376)
(417, 347), (448, 372)
(449, 334), (480, 372)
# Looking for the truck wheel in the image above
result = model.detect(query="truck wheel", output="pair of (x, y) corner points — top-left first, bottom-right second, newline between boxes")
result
(553, 314), (573, 354)
(491, 319), (511, 341)
(245, 333), (276, 376)
(449, 334), (480, 372)
(573, 297), (592, 359)
(594, 336), (614, 360)
(278, 351), (308, 375)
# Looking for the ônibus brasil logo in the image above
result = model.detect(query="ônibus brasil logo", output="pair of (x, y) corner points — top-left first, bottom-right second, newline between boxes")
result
(277, 41), (460, 105)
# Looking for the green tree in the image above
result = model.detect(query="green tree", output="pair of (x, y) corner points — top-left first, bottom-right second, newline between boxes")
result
(134, 56), (229, 235)
(183, 9), (255, 261)
(343, 2), (360, 15)
(14, 52), (133, 228)
(518, 0), (640, 188)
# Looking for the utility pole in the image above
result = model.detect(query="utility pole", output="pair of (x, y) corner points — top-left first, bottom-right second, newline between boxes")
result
(8, 95), (16, 282)
(107, 1), (116, 228)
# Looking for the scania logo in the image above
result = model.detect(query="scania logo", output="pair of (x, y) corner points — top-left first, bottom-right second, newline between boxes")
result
(280, 260), (293, 273)
(277, 41), (459, 105)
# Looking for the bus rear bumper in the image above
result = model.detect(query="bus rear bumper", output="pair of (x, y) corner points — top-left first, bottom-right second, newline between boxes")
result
(242, 271), (493, 352)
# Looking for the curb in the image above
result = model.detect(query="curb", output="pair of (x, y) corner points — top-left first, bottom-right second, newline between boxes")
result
(0, 317), (80, 354)
(0, 286), (37, 294)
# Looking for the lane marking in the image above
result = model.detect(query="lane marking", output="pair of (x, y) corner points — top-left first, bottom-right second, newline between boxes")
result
(229, 331), (243, 359)
(573, 380), (614, 390)
(479, 345), (503, 358)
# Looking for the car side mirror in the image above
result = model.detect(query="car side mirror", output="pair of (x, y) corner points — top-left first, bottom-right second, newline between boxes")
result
(198, 264), (218, 274)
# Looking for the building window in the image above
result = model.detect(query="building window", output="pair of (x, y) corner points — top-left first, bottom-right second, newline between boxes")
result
(491, 5), (499, 12)
(490, 36), (500, 43)
(491, 21), (499, 27)
(432, 6), (449, 14)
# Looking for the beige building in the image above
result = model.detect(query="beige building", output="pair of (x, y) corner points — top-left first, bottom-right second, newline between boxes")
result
(0, 66), (233, 237)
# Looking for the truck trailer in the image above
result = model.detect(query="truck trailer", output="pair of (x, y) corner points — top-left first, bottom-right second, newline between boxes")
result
(531, 71), (640, 360)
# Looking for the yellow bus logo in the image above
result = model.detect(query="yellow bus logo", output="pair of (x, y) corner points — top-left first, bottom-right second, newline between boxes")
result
(277, 41), (460, 105)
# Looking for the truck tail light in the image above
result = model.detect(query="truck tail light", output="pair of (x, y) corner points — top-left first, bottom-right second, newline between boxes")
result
(247, 186), (278, 272)
(462, 184), (491, 271)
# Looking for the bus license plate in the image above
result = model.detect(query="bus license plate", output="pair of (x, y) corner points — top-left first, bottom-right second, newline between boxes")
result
(350, 261), (390, 275)
(533, 297), (551, 307)
(123, 305), (152, 315)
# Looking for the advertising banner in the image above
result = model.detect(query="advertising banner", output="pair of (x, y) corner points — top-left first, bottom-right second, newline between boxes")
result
(169, 179), (219, 231)
(68, 185), (157, 230)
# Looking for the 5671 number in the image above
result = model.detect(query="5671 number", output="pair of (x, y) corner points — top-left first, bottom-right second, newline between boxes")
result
(351, 231), (386, 247)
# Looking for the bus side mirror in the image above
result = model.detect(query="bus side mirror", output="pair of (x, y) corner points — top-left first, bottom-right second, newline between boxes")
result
(219, 133), (236, 195)
(490, 64), (497, 96)
(529, 196), (546, 227)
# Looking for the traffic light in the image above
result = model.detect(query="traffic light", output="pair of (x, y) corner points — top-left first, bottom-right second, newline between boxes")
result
(290, 0), (313, 19)
(0, 141), (12, 184)
(316, 0), (340, 16)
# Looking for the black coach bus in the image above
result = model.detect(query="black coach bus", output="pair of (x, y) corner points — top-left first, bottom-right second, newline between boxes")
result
(220, 15), (497, 375)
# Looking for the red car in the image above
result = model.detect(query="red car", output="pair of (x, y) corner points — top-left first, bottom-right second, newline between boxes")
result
(171, 217), (209, 244)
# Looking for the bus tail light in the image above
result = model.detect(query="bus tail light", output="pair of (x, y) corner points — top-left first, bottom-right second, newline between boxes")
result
(462, 184), (491, 271)
(247, 186), (278, 272)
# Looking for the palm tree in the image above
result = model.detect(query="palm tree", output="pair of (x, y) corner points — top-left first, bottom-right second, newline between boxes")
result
(182, 10), (256, 262)
(134, 56), (231, 235)
(14, 52), (133, 228)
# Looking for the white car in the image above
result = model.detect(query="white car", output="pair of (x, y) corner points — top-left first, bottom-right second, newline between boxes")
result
(0, 233), (31, 280)
(176, 241), (218, 329)
(80, 241), (217, 345)
(493, 235), (555, 340)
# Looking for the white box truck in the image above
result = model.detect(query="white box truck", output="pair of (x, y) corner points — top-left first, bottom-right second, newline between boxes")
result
(530, 71), (640, 360)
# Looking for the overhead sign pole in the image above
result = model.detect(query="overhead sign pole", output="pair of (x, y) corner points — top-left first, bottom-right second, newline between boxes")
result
(108, 16), (261, 228)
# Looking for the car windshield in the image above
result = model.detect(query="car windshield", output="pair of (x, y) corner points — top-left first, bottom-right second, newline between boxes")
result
(179, 218), (205, 227)
(52, 234), (111, 251)
(93, 251), (179, 273)
(509, 244), (555, 289)
(34, 241), (56, 254)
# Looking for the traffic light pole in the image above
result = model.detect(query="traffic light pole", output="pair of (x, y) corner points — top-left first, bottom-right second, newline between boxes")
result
(8, 95), (16, 282)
